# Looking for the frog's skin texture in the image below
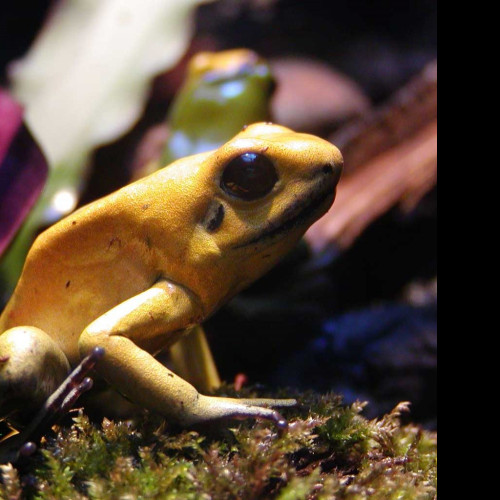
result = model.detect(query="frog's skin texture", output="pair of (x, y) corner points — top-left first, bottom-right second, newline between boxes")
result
(0, 123), (342, 431)
(134, 49), (275, 391)
(161, 49), (275, 167)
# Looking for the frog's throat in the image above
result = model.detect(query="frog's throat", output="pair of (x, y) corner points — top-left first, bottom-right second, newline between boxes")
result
(234, 164), (335, 249)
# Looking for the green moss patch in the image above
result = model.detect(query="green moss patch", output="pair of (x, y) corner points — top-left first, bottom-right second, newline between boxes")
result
(1, 390), (436, 499)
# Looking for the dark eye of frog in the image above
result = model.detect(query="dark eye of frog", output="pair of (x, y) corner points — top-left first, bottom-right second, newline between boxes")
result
(220, 152), (278, 201)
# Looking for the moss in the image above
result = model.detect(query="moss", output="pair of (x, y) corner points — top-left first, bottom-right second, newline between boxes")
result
(0, 390), (436, 499)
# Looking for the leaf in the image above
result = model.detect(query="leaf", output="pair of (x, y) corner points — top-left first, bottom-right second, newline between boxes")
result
(0, 90), (48, 257)
(10, 0), (216, 170)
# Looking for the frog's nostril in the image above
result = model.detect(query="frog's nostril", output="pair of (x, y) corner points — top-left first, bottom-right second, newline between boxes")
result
(310, 163), (335, 180)
(321, 164), (334, 175)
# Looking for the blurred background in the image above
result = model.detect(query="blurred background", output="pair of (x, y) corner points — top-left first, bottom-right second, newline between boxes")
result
(1, 0), (437, 428)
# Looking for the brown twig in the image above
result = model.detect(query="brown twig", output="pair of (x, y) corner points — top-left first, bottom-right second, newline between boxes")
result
(305, 60), (437, 253)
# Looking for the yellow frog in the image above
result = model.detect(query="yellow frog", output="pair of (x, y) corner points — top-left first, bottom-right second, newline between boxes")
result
(0, 123), (342, 438)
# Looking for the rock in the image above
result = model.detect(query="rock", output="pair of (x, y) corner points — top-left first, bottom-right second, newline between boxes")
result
(270, 57), (370, 133)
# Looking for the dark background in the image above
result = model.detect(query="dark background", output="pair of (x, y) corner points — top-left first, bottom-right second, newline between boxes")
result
(1, 0), (437, 428)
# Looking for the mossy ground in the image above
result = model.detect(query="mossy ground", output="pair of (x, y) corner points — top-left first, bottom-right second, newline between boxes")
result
(1, 388), (436, 499)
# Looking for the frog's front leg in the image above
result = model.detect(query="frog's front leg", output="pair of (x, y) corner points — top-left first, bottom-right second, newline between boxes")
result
(78, 279), (295, 428)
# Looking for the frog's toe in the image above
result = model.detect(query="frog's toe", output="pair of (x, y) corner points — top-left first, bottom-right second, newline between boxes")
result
(228, 397), (297, 430)
(187, 394), (296, 430)
(235, 397), (297, 408)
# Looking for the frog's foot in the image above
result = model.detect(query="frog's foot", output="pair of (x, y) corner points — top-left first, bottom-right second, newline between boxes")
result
(18, 347), (105, 446)
(0, 347), (104, 464)
(184, 395), (297, 430)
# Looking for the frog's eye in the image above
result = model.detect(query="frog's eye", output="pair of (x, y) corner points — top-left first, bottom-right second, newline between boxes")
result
(221, 152), (278, 201)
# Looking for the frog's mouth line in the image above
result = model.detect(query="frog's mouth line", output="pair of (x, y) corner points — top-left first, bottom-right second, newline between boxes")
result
(234, 165), (336, 249)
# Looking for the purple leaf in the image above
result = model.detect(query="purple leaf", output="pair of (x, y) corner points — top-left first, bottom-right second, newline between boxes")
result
(0, 89), (48, 256)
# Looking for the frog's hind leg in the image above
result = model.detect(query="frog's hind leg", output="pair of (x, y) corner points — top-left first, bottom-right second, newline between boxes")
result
(0, 326), (70, 423)
(1, 342), (103, 464)
(169, 325), (221, 393)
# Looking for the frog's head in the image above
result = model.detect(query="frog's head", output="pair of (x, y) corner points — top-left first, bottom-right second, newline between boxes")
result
(163, 49), (275, 164)
(185, 122), (343, 304)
